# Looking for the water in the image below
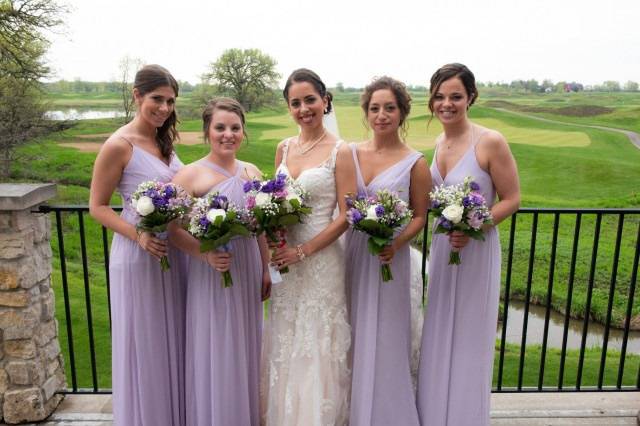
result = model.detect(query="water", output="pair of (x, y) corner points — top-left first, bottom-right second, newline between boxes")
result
(44, 109), (125, 120)
(497, 300), (640, 354)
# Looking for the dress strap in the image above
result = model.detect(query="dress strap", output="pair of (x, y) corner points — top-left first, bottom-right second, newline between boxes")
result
(281, 138), (293, 165)
(326, 140), (344, 170)
(119, 135), (134, 148)
(471, 126), (489, 148)
(196, 158), (234, 178)
(349, 143), (367, 192)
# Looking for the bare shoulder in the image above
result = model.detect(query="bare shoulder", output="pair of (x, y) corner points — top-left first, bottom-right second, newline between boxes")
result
(96, 133), (132, 164)
(478, 127), (509, 151)
(241, 161), (263, 180)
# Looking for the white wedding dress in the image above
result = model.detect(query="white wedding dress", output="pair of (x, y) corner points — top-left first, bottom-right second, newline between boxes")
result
(261, 139), (351, 426)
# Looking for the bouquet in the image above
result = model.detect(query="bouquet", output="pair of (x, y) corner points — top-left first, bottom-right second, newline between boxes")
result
(243, 173), (311, 281)
(346, 189), (413, 282)
(187, 192), (252, 288)
(131, 181), (192, 271)
(429, 176), (493, 265)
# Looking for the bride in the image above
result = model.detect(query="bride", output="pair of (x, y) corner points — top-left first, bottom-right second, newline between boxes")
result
(260, 68), (356, 426)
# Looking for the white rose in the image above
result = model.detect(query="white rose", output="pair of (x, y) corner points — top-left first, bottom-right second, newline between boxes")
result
(206, 208), (226, 223)
(286, 192), (301, 205)
(135, 196), (155, 216)
(365, 205), (379, 221)
(255, 192), (272, 207)
(442, 204), (464, 224)
(131, 197), (138, 208)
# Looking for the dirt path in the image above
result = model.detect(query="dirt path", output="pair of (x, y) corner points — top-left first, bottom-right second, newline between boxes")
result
(58, 132), (205, 152)
(491, 108), (640, 150)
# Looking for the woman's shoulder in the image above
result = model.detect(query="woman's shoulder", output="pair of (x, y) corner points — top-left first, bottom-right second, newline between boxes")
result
(476, 125), (507, 147)
(239, 160), (262, 179)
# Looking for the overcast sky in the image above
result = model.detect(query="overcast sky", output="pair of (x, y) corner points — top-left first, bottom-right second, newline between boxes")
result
(46, 0), (639, 87)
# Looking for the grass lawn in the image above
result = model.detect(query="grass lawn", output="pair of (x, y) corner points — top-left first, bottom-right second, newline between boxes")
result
(9, 91), (640, 390)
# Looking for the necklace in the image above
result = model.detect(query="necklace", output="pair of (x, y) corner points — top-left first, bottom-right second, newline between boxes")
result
(296, 130), (326, 156)
(444, 125), (474, 149)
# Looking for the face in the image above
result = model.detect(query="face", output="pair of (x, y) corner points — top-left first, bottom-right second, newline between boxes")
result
(134, 85), (176, 128)
(431, 77), (471, 125)
(207, 109), (244, 156)
(366, 89), (402, 136)
(286, 81), (327, 129)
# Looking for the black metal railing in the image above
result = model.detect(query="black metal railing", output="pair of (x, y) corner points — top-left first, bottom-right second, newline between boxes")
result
(40, 206), (640, 393)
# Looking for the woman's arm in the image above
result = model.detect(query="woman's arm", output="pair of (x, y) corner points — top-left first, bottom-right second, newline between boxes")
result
(379, 156), (431, 263)
(485, 132), (520, 226)
(271, 143), (357, 268)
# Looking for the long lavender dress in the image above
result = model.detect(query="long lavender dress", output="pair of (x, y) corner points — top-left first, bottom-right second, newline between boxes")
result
(346, 144), (423, 426)
(185, 159), (263, 426)
(417, 129), (501, 426)
(109, 144), (186, 426)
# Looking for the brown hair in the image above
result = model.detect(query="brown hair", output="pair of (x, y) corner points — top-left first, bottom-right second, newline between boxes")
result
(428, 63), (478, 114)
(360, 76), (412, 138)
(283, 68), (333, 114)
(133, 64), (179, 159)
(202, 97), (248, 143)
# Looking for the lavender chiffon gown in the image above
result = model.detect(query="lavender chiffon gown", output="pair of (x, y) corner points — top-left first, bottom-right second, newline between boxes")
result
(109, 144), (186, 426)
(417, 129), (501, 426)
(185, 160), (263, 426)
(345, 144), (423, 426)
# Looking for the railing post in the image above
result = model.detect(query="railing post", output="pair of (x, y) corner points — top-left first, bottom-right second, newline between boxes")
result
(0, 184), (65, 424)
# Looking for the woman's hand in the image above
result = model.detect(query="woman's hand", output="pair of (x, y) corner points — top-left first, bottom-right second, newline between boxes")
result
(204, 250), (232, 272)
(271, 244), (303, 270)
(448, 231), (470, 251)
(378, 243), (398, 265)
(137, 232), (168, 260)
(261, 270), (272, 301)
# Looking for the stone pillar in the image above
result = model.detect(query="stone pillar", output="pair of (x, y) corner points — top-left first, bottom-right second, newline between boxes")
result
(0, 183), (65, 424)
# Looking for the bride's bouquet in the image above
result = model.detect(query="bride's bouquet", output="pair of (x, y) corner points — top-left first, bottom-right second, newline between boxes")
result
(243, 173), (311, 281)
(346, 189), (413, 282)
(188, 192), (252, 288)
(429, 176), (493, 265)
(131, 180), (192, 271)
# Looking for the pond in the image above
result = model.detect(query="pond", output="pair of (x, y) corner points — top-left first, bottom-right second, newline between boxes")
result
(45, 109), (125, 120)
(497, 300), (640, 354)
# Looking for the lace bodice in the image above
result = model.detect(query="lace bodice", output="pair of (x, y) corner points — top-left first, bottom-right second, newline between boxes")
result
(277, 139), (343, 240)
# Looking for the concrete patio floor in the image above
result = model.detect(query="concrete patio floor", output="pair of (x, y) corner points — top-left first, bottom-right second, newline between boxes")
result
(4, 392), (639, 425)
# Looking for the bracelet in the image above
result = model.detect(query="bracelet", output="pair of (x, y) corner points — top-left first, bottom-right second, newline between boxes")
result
(295, 244), (306, 261)
(135, 228), (143, 243)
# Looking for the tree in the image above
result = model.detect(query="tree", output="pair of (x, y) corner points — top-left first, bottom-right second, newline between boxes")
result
(602, 80), (621, 92)
(204, 48), (280, 111)
(624, 81), (639, 92)
(118, 55), (144, 123)
(0, 0), (66, 179)
(0, 0), (65, 80)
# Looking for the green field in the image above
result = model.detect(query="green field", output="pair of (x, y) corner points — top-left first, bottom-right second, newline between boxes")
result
(8, 90), (640, 389)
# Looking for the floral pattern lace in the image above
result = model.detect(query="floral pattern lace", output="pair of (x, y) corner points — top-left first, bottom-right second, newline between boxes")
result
(260, 140), (351, 426)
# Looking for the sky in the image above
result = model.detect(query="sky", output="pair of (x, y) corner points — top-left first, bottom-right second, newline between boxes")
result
(45, 0), (639, 87)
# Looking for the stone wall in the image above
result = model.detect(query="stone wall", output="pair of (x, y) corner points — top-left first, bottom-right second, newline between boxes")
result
(0, 184), (65, 424)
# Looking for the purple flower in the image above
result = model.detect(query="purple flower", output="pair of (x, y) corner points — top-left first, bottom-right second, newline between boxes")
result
(439, 217), (452, 230)
(470, 181), (480, 191)
(243, 181), (254, 193)
(470, 193), (486, 206)
(199, 217), (209, 228)
(347, 208), (363, 225)
(262, 180), (276, 193)
(345, 197), (354, 208)
(252, 180), (261, 190)
(274, 174), (287, 191)
(375, 205), (385, 217)
(163, 185), (175, 198)
(432, 200), (441, 209)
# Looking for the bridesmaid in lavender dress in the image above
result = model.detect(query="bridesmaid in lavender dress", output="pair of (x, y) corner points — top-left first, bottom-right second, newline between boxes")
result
(417, 63), (520, 426)
(89, 65), (186, 425)
(346, 77), (431, 426)
(170, 98), (270, 426)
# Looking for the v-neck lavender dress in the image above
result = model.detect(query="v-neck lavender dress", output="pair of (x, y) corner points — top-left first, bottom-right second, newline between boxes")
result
(109, 145), (186, 426)
(417, 130), (501, 426)
(185, 159), (263, 426)
(345, 144), (424, 426)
